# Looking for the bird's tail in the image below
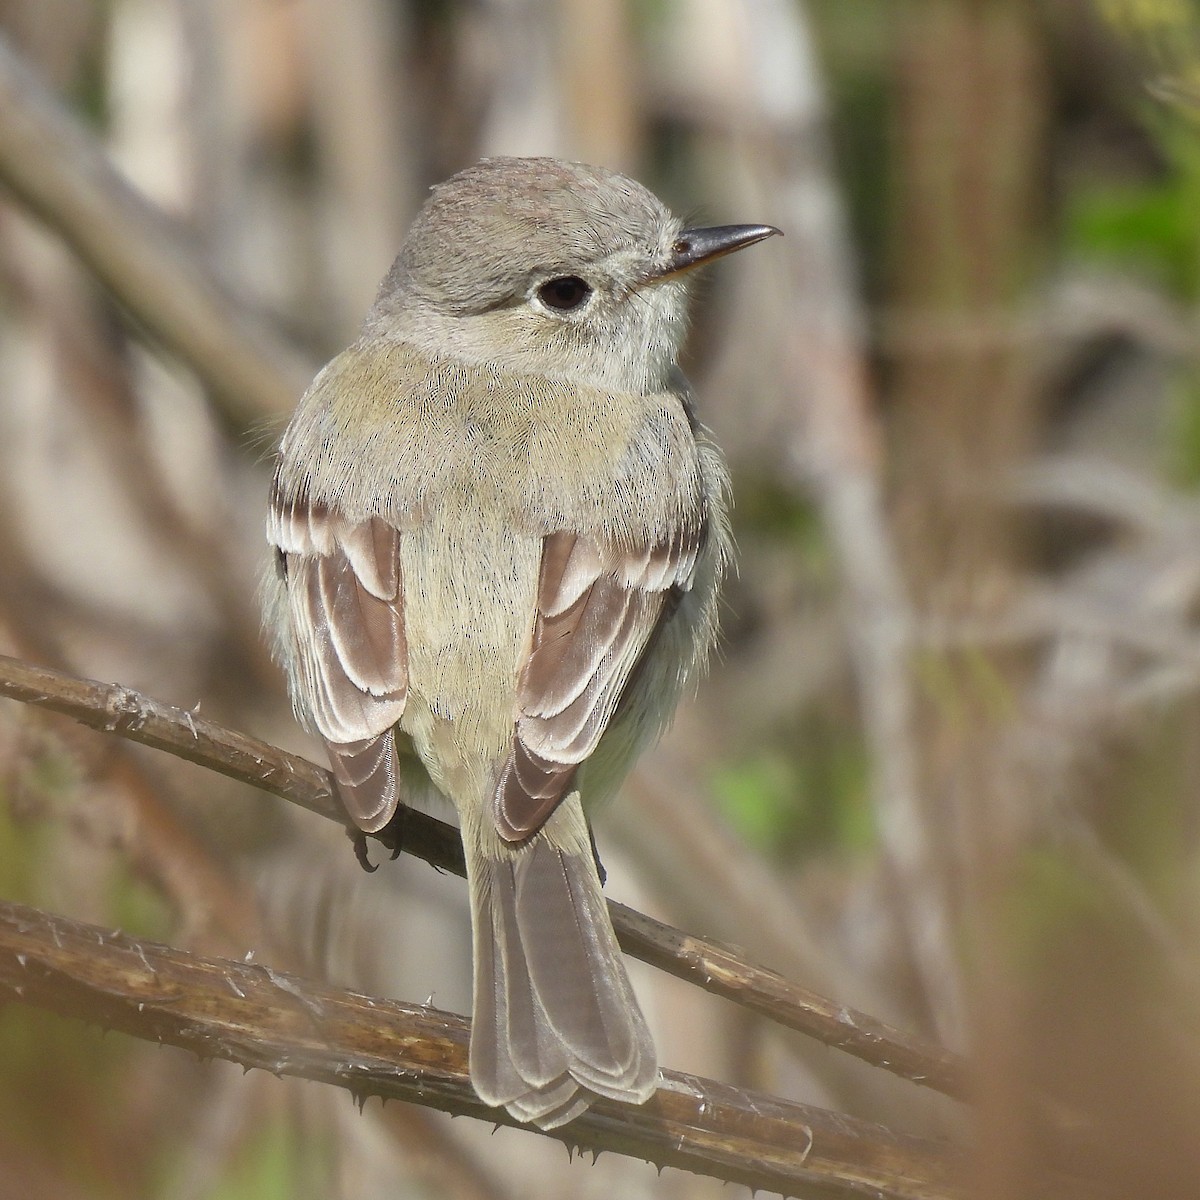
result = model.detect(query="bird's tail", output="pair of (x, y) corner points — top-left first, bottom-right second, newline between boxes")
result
(467, 835), (658, 1128)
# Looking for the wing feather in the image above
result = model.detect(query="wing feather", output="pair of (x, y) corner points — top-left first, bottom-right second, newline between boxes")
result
(538, 534), (608, 616)
(269, 485), (408, 832)
(522, 584), (634, 718)
(493, 524), (702, 843)
(520, 591), (648, 758)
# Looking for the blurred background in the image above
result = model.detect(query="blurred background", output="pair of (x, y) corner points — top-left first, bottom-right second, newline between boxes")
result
(2, 0), (1200, 1196)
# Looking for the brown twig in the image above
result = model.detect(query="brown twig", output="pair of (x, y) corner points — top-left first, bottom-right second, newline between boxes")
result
(0, 32), (315, 426)
(0, 652), (968, 1099)
(0, 899), (964, 1200)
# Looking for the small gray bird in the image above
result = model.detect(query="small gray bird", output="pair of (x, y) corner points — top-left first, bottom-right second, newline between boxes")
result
(265, 156), (779, 1128)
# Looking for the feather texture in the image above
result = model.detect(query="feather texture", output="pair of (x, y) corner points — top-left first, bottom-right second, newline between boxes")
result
(493, 527), (703, 843)
(268, 487), (408, 832)
(468, 834), (657, 1128)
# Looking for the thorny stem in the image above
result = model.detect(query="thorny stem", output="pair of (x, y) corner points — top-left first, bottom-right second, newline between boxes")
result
(0, 657), (960, 1099)
(0, 899), (964, 1199)
(0, 651), (965, 1101)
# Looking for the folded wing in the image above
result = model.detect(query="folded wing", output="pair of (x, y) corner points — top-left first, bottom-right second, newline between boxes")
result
(493, 524), (703, 842)
(269, 486), (408, 832)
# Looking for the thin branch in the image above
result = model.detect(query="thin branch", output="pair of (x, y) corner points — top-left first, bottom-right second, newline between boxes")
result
(0, 899), (964, 1200)
(0, 33), (315, 425)
(612, 902), (964, 1098)
(0, 652), (968, 1099)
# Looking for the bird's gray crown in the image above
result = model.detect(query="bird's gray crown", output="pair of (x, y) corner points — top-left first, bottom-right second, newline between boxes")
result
(384, 156), (675, 315)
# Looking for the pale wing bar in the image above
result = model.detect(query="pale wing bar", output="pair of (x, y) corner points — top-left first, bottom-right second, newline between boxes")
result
(494, 526), (702, 843)
(269, 487), (408, 832)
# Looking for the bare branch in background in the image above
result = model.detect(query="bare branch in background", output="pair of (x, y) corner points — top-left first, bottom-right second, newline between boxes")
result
(296, 0), (420, 328)
(0, 31), (314, 425)
(699, 0), (951, 1032)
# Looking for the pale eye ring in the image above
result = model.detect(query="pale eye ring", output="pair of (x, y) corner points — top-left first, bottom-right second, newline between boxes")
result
(536, 275), (593, 311)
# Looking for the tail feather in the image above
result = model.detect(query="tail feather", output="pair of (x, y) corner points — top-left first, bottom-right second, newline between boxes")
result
(507, 1083), (592, 1129)
(513, 843), (642, 1083)
(469, 838), (657, 1128)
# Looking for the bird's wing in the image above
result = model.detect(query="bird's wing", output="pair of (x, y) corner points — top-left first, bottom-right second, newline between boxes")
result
(493, 525), (703, 842)
(269, 486), (409, 832)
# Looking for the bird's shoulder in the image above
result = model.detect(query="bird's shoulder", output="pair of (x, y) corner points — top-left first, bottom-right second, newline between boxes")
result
(275, 337), (705, 536)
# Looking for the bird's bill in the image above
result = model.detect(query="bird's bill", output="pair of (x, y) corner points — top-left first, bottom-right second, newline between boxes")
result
(644, 223), (782, 283)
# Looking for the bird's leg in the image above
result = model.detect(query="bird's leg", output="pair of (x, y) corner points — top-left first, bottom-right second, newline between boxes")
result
(348, 808), (406, 873)
(588, 821), (607, 887)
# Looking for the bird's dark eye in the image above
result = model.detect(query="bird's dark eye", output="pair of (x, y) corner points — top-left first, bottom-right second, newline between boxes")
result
(537, 276), (592, 311)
